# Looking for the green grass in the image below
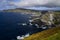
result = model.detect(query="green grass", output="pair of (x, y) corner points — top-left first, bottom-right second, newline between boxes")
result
(24, 27), (60, 40)
(43, 31), (60, 40)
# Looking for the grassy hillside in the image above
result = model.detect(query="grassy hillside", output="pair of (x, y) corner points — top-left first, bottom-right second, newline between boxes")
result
(43, 32), (60, 40)
(24, 27), (60, 40)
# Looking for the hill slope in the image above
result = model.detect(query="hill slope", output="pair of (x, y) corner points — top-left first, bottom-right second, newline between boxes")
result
(24, 27), (60, 40)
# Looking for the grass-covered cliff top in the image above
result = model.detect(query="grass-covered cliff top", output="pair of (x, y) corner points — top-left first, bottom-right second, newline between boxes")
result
(24, 27), (60, 40)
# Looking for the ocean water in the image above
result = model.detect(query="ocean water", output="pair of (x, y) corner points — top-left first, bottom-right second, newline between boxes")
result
(0, 12), (44, 40)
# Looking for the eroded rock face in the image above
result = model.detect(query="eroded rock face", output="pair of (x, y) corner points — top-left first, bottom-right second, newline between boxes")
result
(31, 11), (60, 27)
(53, 12), (60, 25)
(41, 11), (54, 25)
(31, 19), (44, 26)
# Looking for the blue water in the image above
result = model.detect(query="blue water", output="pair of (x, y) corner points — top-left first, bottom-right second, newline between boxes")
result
(0, 12), (44, 40)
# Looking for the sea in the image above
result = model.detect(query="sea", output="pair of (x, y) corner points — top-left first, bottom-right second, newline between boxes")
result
(0, 12), (45, 40)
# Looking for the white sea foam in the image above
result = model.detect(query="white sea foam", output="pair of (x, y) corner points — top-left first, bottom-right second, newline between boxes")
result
(17, 36), (24, 40)
(42, 27), (47, 29)
(29, 20), (33, 22)
(35, 24), (40, 28)
(24, 33), (30, 37)
(17, 33), (30, 40)
(29, 23), (33, 25)
(22, 23), (27, 26)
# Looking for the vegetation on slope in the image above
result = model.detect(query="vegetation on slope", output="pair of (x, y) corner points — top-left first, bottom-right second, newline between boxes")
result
(43, 32), (60, 40)
(24, 27), (60, 40)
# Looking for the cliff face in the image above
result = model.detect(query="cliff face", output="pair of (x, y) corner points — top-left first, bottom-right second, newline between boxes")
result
(41, 11), (60, 26)
(53, 12), (60, 25)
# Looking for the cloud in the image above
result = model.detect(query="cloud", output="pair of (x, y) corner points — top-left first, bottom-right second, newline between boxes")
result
(0, 0), (60, 10)
(0, 0), (17, 10)
(10, 0), (60, 7)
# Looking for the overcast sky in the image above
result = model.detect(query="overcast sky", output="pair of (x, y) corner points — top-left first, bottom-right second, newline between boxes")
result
(0, 0), (60, 10)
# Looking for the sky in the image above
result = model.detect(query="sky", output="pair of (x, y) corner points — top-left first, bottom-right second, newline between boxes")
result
(0, 0), (60, 10)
